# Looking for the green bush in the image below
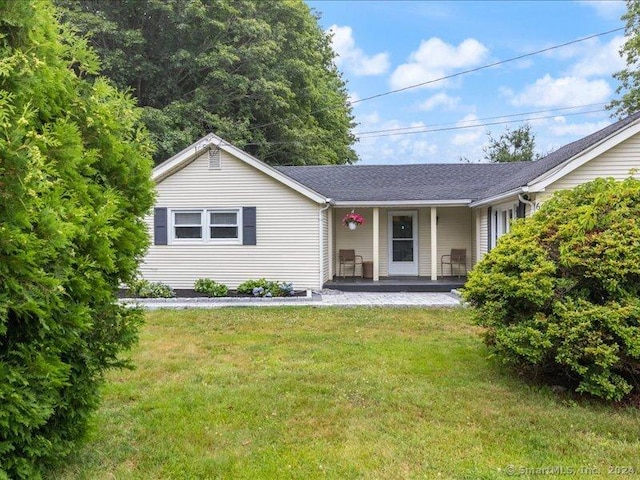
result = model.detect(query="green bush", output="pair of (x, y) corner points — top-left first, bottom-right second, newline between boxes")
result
(0, 2), (154, 478)
(128, 279), (175, 298)
(237, 278), (294, 297)
(194, 278), (228, 297)
(463, 177), (640, 401)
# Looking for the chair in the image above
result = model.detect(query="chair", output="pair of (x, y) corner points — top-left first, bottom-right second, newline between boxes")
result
(441, 249), (467, 278)
(338, 249), (363, 278)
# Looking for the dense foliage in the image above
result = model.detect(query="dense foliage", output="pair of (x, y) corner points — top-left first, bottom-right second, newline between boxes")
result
(58, 0), (357, 165)
(463, 177), (640, 401)
(483, 124), (540, 163)
(0, 1), (154, 477)
(610, 0), (640, 117)
(237, 279), (295, 297)
(128, 279), (175, 298)
(194, 278), (228, 297)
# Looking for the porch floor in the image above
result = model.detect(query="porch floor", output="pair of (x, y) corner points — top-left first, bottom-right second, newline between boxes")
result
(323, 276), (466, 293)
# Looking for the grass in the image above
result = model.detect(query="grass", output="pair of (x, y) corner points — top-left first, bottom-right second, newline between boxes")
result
(51, 307), (640, 479)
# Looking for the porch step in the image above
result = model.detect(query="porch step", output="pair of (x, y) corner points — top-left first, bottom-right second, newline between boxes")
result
(323, 277), (466, 293)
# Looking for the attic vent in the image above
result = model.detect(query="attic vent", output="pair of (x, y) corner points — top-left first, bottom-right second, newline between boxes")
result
(208, 147), (221, 169)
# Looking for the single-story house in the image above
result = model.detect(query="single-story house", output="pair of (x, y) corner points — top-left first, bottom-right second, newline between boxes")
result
(140, 112), (640, 291)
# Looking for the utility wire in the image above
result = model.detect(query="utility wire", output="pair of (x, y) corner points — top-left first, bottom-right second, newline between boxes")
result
(357, 108), (606, 139)
(351, 27), (624, 105)
(353, 103), (608, 136)
(248, 27), (623, 134)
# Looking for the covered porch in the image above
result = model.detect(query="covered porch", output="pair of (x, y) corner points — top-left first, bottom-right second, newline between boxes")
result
(323, 275), (466, 292)
(324, 204), (478, 290)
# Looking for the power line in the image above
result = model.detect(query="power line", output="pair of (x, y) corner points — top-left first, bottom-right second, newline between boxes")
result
(357, 108), (606, 139)
(351, 27), (624, 105)
(353, 103), (608, 136)
(248, 27), (623, 134)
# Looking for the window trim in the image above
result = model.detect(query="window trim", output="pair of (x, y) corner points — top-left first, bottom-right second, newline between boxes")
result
(490, 202), (516, 247)
(169, 208), (243, 245)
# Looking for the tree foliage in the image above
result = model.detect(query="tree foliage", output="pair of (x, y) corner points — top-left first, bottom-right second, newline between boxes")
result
(610, 0), (640, 117)
(58, 0), (357, 165)
(463, 177), (640, 401)
(483, 124), (540, 163)
(0, 1), (154, 477)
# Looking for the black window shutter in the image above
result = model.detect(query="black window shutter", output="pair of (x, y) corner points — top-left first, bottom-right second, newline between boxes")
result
(243, 207), (256, 245)
(487, 206), (492, 251)
(154, 207), (168, 245)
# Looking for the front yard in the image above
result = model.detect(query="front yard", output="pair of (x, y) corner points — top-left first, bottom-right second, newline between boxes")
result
(52, 308), (639, 479)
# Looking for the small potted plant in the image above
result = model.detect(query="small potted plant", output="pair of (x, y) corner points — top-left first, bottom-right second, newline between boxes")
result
(342, 211), (365, 230)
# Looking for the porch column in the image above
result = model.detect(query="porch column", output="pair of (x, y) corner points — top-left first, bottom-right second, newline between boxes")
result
(373, 207), (380, 281)
(328, 208), (334, 278)
(430, 207), (438, 280)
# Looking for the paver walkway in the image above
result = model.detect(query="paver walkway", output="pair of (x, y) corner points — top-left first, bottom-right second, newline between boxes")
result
(123, 290), (461, 310)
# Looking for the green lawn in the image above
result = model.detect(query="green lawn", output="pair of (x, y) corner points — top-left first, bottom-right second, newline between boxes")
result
(52, 308), (640, 479)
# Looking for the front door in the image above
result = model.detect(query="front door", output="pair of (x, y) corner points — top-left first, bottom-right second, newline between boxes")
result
(388, 211), (418, 276)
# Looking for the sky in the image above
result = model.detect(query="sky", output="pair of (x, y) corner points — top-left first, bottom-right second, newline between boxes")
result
(305, 0), (628, 164)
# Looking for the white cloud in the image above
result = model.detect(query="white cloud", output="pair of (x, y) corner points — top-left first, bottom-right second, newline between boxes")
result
(507, 74), (612, 107)
(390, 37), (489, 90)
(580, 0), (626, 20)
(328, 25), (390, 76)
(569, 36), (625, 77)
(452, 114), (484, 146)
(548, 119), (611, 137)
(419, 92), (461, 111)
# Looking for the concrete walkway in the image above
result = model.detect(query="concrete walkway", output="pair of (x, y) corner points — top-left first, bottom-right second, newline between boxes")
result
(123, 290), (461, 310)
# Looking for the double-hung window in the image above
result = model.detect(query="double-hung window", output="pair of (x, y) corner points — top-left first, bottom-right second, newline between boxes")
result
(173, 211), (203, 240)
(209, 210), (239, 240)
(171, 208), (242, 244)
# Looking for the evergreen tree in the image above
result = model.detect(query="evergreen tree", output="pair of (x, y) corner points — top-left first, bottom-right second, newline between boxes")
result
(0, 1), (154, 477)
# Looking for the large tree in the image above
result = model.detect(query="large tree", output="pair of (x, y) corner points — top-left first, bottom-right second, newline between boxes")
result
(483, 124), (540, 163)
(58, 0), (358, 165)
(610, 0), (640, 117)
(0, 1), (154, 477)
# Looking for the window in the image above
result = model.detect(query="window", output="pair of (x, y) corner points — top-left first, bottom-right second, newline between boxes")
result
(171, 208), (241, 244)
(491, 203), (516, 247)
(173, 211), (202, 239)
(210, 210), (238, 239)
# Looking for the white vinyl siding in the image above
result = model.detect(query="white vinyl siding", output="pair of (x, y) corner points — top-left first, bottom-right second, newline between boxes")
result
(433, 207), (472, 276)
(538, 134), (640, 203)
(141, 150), (321, 289)
(334, 208), (373, 277)
(478, 207), (488, 259)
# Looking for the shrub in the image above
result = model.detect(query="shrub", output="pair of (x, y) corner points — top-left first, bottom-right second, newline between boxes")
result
(128, 279), (175, 298)
(237, 278), (295, 297)
(0, 2), (154, 477)
(463, 177), (640, 401)
(194, 278), (228, 297)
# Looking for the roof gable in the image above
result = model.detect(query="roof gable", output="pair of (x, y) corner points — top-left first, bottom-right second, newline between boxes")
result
(152, 134), (328, 204)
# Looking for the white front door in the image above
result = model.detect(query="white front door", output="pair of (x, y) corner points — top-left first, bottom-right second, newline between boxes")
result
(388, 211), (418, 276)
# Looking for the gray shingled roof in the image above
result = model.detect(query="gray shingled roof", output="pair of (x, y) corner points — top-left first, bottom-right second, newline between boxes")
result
(277, 112), (640, 203)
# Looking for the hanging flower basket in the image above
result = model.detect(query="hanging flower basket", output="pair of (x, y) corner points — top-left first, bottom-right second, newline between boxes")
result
(342, 211), (365, 230)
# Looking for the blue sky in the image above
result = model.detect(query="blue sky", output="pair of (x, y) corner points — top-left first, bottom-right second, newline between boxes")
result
(305, 0), (628, 164)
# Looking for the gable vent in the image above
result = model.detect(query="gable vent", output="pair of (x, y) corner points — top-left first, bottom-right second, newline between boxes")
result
(208, 147), (221, 170)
